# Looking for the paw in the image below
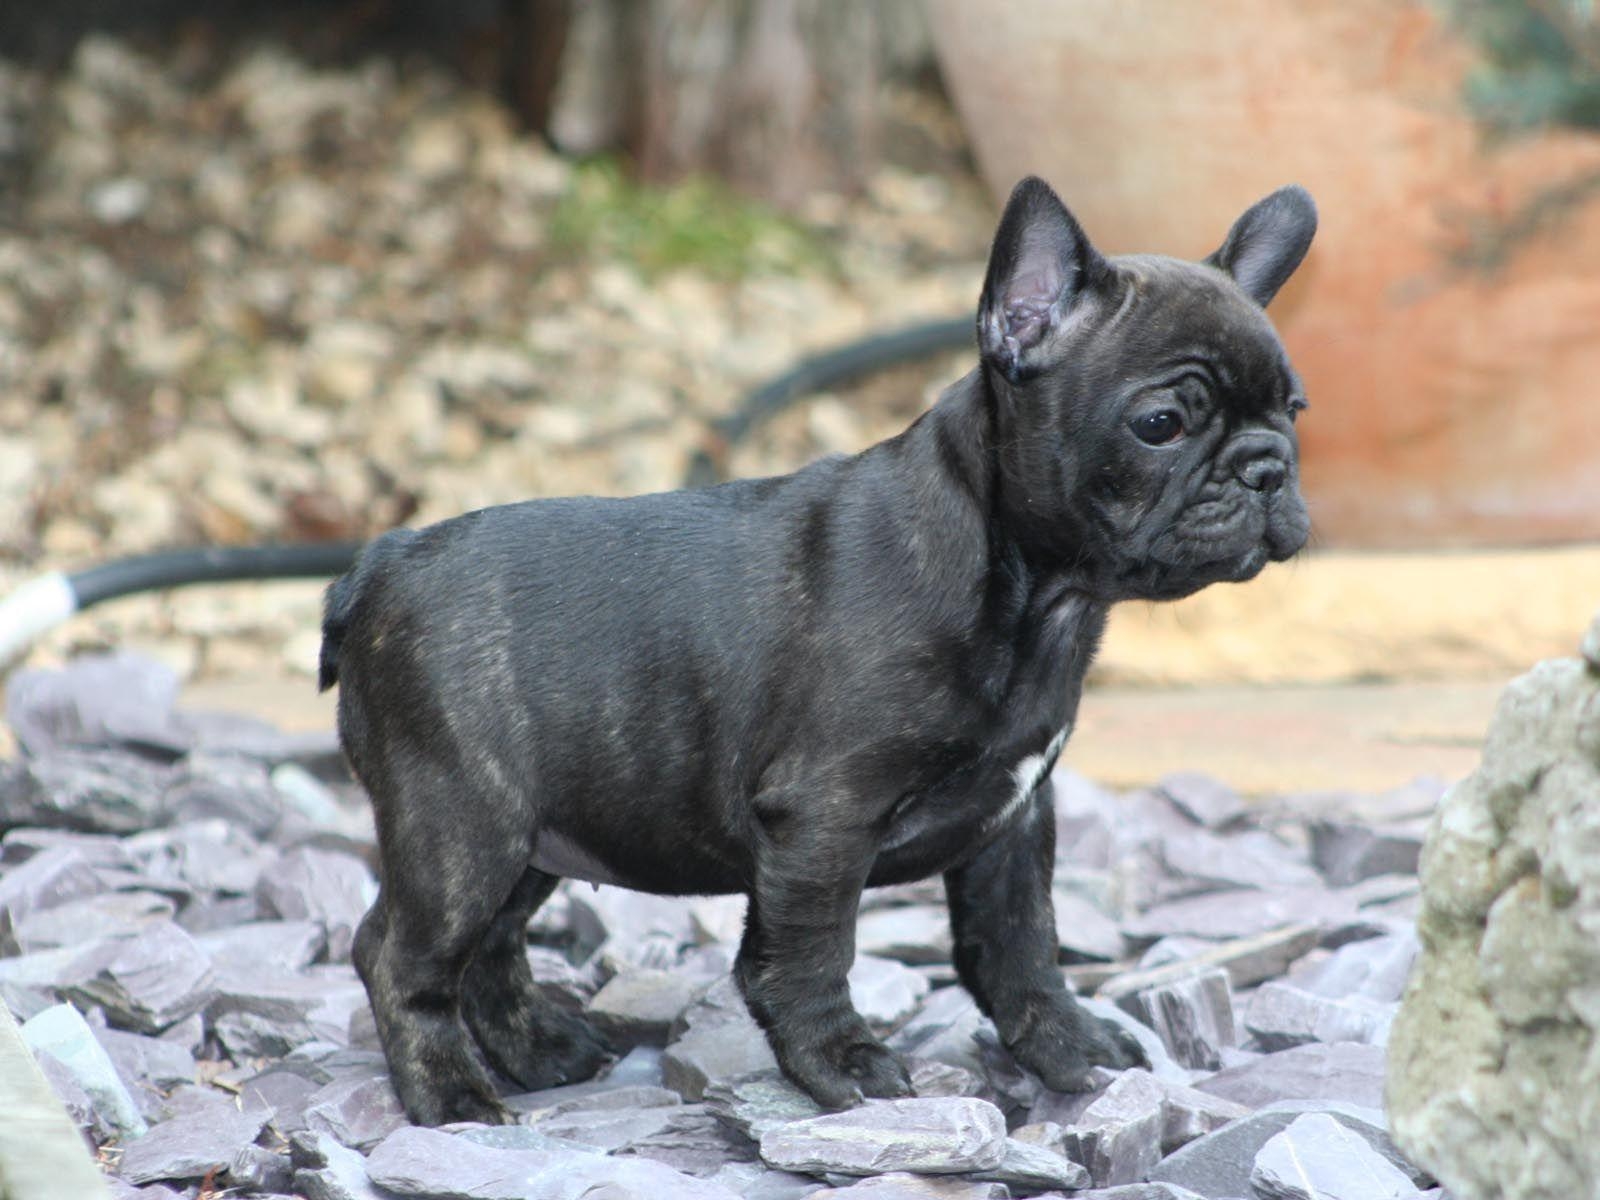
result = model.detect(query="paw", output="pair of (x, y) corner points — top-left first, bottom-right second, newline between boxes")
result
(1094, 1016), (1152, 1072)
(394, 1067), (513, 1127)
(1009, 1009), (1151, 1094)
(778, 1025), (914, 1110)
(470, 1003), (610, 1093)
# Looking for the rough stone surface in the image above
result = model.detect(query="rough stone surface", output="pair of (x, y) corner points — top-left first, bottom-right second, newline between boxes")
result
(758, 1097), (1007, 1177)
(1126, 966), (1235, 1070)
(254, 846), (376, 963)
(1244, 980), (1395, 1051)
(21, 1001), (148, 1138)
(1148, 1100), (1424, 1198)
(814, 1177), (1007, 1198)
(117, 1096), (272, 1184)
(1251, 1112), (1421, 1199)
(1054, 1069), (1169, 1188)
(854, 906), (955, 966)
(1197, 1041), (1388, 1110)
(1389, 648), (1600, 1200)
(1098, 924), (1321, 1000)
(62, 921), (217, 1033)
(1309, 818), (1425, 887)
(973, 1136), (1090, 1191)
(849, 953), (933, 1033)
(365, 1124), (739, 1199)
(588, 967), (708, 1048)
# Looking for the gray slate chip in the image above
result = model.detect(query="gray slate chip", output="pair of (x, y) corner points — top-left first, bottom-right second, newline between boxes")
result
(194, 918), (328, 974)
(1296, 929), (1419, 1003)
(1148, 1099), (1428, 1197)
(229, 1143), (296, 1193)
(4, 653), (182, 758)
(366, 1124), (739, 1199)
(39, 922), (215, 1034)
(704, 1069), (825, 1139)
(1251, 1112), (1422, 1199)
(208, 966), (371, 1057)
(1243, 980), (1395, 1051)
(587, 966), (708, 1048)
(1309, 819), (1424, 887)
(94, 1022), (197, 1101)
(849, 953), (933, 1033)
(1158, 772), (1251, 831)
(1126, 965), (1236, 1070)
(21, 1001), (148, 1138)
(1054, 887), (1127, 962)
(240, 1066), (324, 1133)
(758, 1096), (1007, 1177)
(854, 905), (954, 965)
(13, 889), (175, 952)
(662, 1009), (777, 1100)
(972, 1136), (1090, 1191)
(815, 1176), (1010, 1198)
(302, 1073), (408, 1149)
(1056, 1068), (1168, 1189)
(290, 1131), (394, 1200)
(0, 843), (105, 924)
(117, 1096), (271, 1184)
(0, 749), (172, 834)
(531, 1103), (683, 1152)
(254, 846), (376, 962)
(1194, 1040), (1388, 1110)
(510, 1080), (681, 1121)
(617, 1103), (760, 1176)
(1123, 886), (1359, 946)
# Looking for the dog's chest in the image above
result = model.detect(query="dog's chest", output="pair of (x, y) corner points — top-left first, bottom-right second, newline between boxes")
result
(874, 723), (1071, 878)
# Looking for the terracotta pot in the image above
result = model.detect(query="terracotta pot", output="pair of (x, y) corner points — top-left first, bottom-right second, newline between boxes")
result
(930, 0), (1600, 547)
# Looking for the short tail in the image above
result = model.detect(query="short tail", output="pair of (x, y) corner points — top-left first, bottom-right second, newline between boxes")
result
(318, 529), (418, 691)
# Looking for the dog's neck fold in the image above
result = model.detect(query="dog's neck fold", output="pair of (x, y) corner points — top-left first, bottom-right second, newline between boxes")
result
(879, 367), (1108, 664)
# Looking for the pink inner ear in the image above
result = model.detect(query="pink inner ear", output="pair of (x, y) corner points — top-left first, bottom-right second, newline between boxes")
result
(1004, 267), (1061, 349)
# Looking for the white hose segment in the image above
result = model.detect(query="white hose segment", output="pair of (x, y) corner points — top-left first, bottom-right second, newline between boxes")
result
(0, 572), (78, 667)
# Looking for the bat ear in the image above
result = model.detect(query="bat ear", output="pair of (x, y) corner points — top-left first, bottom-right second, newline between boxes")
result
(977, 176), (1108, 381)
(1205, 185), (1318, 307)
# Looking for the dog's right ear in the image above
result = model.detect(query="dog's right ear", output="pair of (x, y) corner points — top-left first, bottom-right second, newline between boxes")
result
(978, 177), (1106, 382)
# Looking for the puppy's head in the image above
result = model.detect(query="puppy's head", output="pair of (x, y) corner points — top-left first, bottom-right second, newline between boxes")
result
(976, 176), (1318, 602)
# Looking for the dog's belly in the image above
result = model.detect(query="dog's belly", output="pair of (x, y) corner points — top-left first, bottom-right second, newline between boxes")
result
(529, 823), (747, 895)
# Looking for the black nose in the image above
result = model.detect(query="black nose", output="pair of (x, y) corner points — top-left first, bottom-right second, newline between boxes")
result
(1237, 456), (1287, 494)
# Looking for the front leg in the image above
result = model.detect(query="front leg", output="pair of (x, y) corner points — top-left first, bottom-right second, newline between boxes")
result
(945, 777), (1148, 1092)
(736, 787), (912, 1110)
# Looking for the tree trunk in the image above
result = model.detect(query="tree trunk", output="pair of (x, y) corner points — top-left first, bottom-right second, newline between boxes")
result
(543, 0), (930, 208)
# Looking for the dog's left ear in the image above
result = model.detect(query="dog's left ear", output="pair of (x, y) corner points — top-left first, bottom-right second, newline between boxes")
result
(978, 176), (1108, 382)
(1206, 185), (1318, 308)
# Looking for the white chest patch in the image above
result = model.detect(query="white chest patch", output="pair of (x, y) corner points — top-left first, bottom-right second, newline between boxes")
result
(988, 726), (1071, 831)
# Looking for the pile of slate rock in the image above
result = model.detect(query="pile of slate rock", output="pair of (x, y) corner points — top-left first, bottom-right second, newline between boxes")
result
(1, 654), (1450, 1199)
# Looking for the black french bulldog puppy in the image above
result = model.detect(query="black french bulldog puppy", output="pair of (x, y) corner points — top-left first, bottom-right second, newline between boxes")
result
(321, 175), (1317, 1127)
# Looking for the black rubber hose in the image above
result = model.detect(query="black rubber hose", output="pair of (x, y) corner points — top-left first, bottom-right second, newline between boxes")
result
(684, 314), (974, 487)
(70, 542), (364, 609)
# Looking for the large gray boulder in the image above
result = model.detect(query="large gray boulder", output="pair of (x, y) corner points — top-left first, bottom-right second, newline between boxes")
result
(1387, 611), (1600, 1199)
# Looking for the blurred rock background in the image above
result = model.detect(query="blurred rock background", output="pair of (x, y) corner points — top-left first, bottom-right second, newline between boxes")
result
(0, 3), (988, 682)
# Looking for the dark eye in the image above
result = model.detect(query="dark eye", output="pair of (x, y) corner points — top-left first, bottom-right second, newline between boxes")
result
(1130, 409), (1184, 445)
(1288, 396), (1309, 422)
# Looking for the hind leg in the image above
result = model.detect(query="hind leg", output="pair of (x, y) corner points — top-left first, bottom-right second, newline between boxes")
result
(353, 767), (537, 1125)
(461, 866), (610, 1092)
